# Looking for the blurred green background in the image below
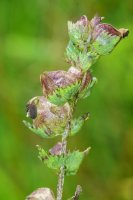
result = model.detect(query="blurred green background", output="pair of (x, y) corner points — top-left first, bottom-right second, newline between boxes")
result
(0, 0), (133, 199)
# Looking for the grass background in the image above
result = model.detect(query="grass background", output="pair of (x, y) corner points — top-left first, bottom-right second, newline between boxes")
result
(0, 0), (133, 199)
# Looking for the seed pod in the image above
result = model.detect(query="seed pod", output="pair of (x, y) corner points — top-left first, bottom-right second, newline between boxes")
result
(40, 67), (83, 105)
(26, 188), (55, 200)
(26, 96), (71, 137)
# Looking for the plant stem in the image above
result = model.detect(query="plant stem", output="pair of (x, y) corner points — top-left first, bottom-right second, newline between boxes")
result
(56, 122), (70, 200)
(56, 165), (65, 200)
(72, 185), (82, 200)
(56, 93), (79, 200)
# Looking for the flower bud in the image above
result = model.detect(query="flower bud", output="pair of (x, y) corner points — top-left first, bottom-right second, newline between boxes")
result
(49, 142), (62, 156)
(26, 96), (71, 136)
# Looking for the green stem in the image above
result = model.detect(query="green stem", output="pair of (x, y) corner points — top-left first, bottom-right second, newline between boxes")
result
(56, 122), (70, 200)
(56, 85), (81, 200)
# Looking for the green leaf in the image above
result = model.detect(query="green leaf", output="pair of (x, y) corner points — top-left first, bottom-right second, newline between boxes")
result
(37, 145), (48, 160)
(37, 145), (64, 172)
(37, 146), (91, 176)
(37, 145), (63, 172)
(23, 120), (60, 139)
(79, 77), (97, 99)
(79, 52), (99, 72)
(91, 32), (120, 55)
(65, 148), (91, 176)
(66, 42), (99, 72)
(67, 17), (89, 50)
(68, 23), (83, 45)
(48, 81), (81, 106)
(64, 151), (84, 175)
(70, 113), (90, 136)
(46, 155), (64, 172)
(66, 41), (80, 63)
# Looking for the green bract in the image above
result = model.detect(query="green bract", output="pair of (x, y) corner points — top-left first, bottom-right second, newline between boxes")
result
(70, 113), (90, 136)
(40, 67), (92, 106)
(66, 15), (129, 72)
(48, 81), (81, 106)
(91, 31), (120, 55)
(68, 15), (89, 48)
(23, 121), (59, 138)
(37, 145), (90, 176)
(78, 76), (97, 99)
(66, 41), (80, 65)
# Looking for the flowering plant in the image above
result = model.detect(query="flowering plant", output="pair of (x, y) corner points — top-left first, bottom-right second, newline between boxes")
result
(24, 15), (128, 200)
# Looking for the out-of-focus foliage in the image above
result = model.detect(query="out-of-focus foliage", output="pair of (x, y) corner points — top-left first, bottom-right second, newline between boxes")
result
(0, 0), (132, 200)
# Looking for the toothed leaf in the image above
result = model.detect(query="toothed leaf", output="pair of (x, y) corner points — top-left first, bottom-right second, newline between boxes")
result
(37, 145), (49, 160)
(48, 81), (81, 106)
(42, 152), (84, 176)
(37, 146), (90, 176)
(66, 41), (80, 64)
(45, 155), (64, 172)
(37, 145), (64, 171)
(79, 77), (97, 99)
(68, 16), (89, 49)
(70, 113), (90, 136)
(65, 149), (90, 176)
(23, 120), (59, 139)
(79, 52), (99, 72)
(91, 31), (120, 55)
